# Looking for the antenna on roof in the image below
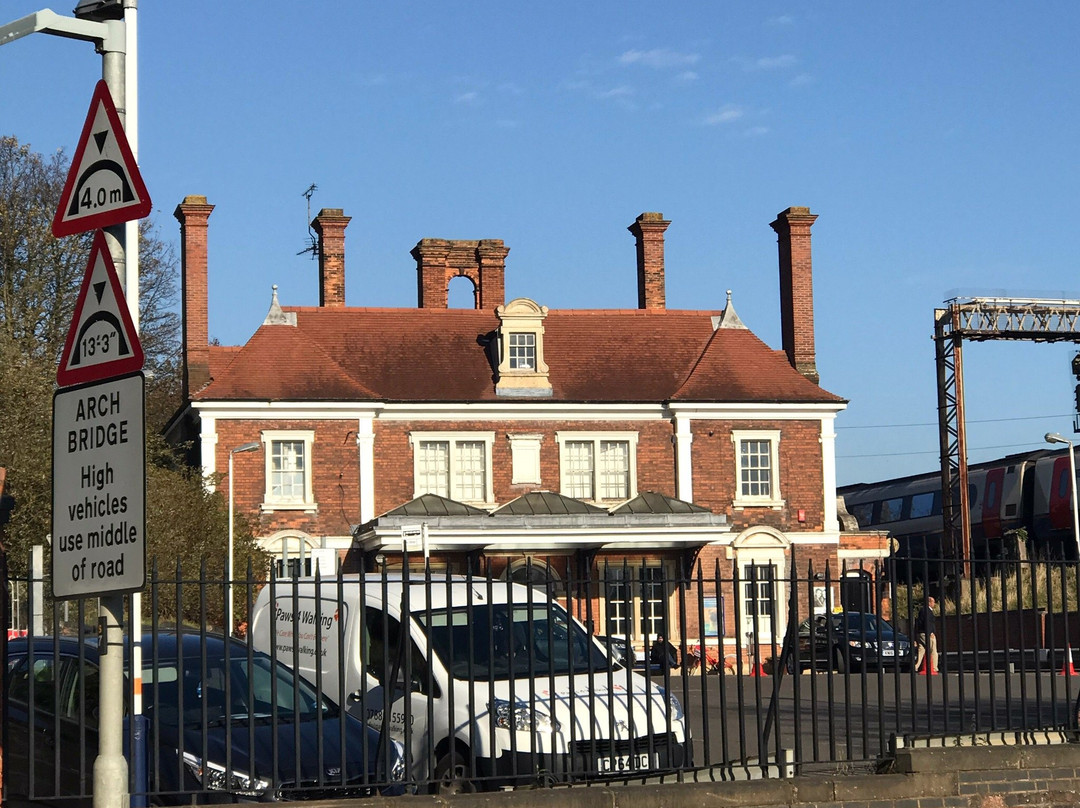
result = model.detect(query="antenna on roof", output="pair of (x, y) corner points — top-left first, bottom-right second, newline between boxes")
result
(297, 183), (319, 259)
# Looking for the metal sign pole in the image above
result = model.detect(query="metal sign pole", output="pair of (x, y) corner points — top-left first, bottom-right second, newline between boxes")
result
(95, 21), (130, 808)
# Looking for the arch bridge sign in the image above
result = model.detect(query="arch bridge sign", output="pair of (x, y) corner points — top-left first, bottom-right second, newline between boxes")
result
(51, 223), (146, 598)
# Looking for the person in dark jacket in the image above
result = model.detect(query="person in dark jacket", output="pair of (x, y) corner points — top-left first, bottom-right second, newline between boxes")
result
(650, 635), (678, 670)
(913, 595), (938, 673)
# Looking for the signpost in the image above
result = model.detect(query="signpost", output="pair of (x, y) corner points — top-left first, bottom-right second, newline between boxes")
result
(52, 373), (145, 598)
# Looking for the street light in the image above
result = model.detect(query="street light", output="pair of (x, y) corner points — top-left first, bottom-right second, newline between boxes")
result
(1044, 432), (1080, 557)
(228, 442), (260, 633)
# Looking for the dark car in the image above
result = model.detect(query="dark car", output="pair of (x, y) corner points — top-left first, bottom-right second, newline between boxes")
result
(786, 612), (912, 673)
(596, 635), (636, 669)
(4, 632), (406, 805)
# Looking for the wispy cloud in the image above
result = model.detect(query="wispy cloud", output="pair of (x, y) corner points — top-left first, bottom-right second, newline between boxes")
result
(754, 54), (797, 70)
(454, 91), (480, 105)
(790, 73), (814, 87)
(768, 15), (795, 26)
(703, 104), (745, 125)
(676, 71), (699, 83)
(619, 48), (701, 69)
(743, 126), (770, 137)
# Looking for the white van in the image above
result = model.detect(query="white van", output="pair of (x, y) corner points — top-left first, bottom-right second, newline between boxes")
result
(250, 573), (690, 793)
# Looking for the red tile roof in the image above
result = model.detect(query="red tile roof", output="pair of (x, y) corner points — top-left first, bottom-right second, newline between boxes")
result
(194, 306), (844, 405)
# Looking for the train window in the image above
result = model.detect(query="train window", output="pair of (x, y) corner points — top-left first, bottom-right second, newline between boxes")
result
(879, 497), (904, 523)
(909, 492), (935, 519)
(850, 502), (873, 527)
(968, 483), (979, 506)
(1058, 468), (1071, 499)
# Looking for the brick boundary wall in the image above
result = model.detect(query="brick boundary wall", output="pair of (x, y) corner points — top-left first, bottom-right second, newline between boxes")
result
(308, 744), (1080, 808)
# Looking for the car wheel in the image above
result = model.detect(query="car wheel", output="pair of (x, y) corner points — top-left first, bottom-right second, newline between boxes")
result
(432, 747), (479, 795)
(785, 654), (800, 675)
(834, 648), (847, 673)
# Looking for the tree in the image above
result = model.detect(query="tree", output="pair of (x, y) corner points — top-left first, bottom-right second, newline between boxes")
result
(0, 136), (242, 611)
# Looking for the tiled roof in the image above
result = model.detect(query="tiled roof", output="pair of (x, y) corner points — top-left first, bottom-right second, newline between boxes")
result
(194, 305), (844, 405)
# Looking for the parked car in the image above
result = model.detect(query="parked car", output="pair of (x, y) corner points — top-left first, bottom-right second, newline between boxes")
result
(597, 635), (636, 669)
(4, 632), (406, 805)
(250, 575), (690, 793)
(785, 612), (913, 673)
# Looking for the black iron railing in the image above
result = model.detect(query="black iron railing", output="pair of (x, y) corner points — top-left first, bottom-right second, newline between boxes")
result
(3, 551), (1079, 803)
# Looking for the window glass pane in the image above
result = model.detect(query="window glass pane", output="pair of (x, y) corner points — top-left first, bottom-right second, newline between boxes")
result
(508, 332), (536, 370)
(564, 441), (594, 499)
(639, 567), (666, 638)
(454, 441), (486, 501)
(604, 565), (631, 637)
(740, 440), (772, 497)
(271, 440), (306, 500)
(598, 441), (630, 500)
(850, 502), (874, 527)
(743, 564), (775, 619)
(878, 497), (904, 522)
(909, 492), (935, 519)
(417, 441), (450, 498)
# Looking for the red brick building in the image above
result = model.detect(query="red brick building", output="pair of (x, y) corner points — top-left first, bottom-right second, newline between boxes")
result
(166, 199), (886, 660)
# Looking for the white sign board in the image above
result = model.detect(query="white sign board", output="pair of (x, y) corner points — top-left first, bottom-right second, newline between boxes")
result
(52, 372), (146, 598)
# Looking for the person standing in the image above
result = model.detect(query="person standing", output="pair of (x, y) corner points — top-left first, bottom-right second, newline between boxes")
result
(913, 595), (939, 674)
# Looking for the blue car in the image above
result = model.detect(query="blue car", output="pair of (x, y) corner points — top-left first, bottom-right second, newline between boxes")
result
(4, 632), (406, 804)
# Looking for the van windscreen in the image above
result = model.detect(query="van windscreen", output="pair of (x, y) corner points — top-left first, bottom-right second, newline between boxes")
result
(418, 603), (610, 680)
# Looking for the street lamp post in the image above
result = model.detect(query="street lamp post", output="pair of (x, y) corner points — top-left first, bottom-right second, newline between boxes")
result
(1045, 432), (1080, 558)
(228, 442), (261, 633)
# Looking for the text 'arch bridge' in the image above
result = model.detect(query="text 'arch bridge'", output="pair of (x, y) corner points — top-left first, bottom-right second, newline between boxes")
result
(935, 297), (1080, 568)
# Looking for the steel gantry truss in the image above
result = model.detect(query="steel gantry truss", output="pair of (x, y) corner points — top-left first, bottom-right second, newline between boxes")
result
(935, 297), (1080, 569)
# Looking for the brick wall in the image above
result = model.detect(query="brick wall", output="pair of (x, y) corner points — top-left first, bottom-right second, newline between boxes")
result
(690, 420), (825, 532)
(346, 743), (1080, 808)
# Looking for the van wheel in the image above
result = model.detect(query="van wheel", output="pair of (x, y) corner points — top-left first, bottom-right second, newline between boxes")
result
(432, 748), (478, 795)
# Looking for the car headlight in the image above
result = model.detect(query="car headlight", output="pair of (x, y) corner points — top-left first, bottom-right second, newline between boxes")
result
(182, 752), (269, 797)
(491, 698), (560, 732)
(656, 687), (684, 721)
(847, 639), (864, 649)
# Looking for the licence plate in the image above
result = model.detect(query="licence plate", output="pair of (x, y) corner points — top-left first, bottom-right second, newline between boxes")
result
(599, 752), (654, 773)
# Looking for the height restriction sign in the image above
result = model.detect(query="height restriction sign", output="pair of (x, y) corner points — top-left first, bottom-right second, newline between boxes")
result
(52, 79), (150, 237)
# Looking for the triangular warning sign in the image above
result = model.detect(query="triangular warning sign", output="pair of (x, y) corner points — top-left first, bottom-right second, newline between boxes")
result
(53, 80), (151, 238)
(57, 230), (144, 387)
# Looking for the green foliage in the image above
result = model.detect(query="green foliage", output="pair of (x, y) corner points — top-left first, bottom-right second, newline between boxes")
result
(145, 439), (268, 630)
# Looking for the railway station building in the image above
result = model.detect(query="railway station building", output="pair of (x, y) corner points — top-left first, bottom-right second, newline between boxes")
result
(166, 198), (890, 664)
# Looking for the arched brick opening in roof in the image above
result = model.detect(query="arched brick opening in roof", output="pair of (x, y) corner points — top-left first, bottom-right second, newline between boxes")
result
(448, 274), (477, 308)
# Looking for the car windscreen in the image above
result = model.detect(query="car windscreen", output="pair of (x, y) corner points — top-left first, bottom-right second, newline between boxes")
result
(831, 613), (882, 633)
(418, 602), (611, 680)
(145, 652), (335, 726)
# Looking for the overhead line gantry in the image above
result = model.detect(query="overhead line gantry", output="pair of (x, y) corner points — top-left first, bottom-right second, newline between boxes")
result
(935, 297), (1080, 572)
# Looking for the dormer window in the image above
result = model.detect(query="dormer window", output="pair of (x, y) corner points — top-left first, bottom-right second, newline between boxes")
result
(509, 332), (536, 370)
(495, 298), (552, 397)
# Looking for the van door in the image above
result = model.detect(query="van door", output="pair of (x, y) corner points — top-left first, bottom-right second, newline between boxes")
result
(358, 606), (438, 780)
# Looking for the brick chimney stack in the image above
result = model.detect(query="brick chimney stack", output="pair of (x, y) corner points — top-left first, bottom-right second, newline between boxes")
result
(770, 206), (819, 384)
(628, 212), (670, 310)
(313, 208), (351, 307)
(174, 196), (214, 399)
(411, 239), (508, 309)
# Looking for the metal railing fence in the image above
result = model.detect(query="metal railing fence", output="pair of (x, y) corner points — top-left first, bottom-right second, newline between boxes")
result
(3, 550), (1079, 804)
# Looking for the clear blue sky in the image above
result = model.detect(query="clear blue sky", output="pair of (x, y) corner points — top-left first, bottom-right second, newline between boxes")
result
(4, 3), (1079, 487)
